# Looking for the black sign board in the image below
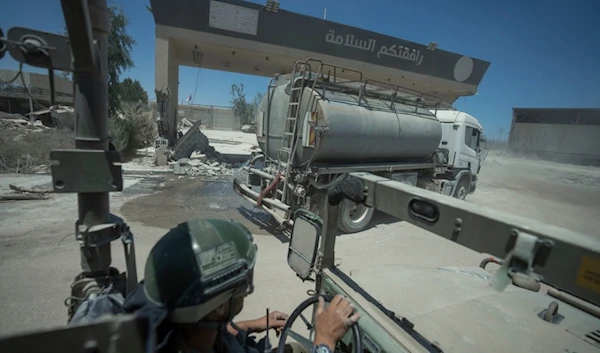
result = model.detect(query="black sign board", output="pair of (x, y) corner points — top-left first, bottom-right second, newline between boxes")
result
(150, 0), (491, 86)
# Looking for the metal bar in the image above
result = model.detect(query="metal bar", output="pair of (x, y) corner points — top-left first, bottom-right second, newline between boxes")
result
(0, 314), (149, 353)
(311, 162), (436, 174)
(60, 0), (96, 73)
(64, 0), (111, 273)
(48, 69), (56, 106)
(547, 288), (600, 319)
(317, 191), (338, 270)
(233, 179), (291, 226)
(242, 166), (278, 181)
(233, 178), (290, 212)
(306, 59), (363, 82)
(349, 171), (600, 307)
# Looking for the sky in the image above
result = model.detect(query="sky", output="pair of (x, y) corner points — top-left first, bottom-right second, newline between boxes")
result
(2, 0), (599, 140)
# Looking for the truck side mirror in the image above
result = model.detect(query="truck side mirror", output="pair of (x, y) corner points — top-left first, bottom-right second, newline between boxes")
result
(481, 149), (489, 162)
(479, 134), (488, 161)
(287, 210), (321, 280)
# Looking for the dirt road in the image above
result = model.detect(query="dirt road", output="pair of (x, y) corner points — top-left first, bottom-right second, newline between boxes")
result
(470, 152), (600, 237)
(1, 136), (599, 336)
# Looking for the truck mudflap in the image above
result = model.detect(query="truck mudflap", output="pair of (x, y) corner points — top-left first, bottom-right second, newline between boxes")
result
(233, 178), (291, 224)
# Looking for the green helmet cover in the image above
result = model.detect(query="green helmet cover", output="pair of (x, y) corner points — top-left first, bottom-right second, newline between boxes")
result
(143, 218), (256, 323)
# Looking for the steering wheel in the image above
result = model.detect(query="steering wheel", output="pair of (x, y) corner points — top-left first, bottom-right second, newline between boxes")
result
(276, 294), (362, 353)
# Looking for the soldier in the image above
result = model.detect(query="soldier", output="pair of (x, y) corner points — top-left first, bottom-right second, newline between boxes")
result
(124, 218), (359, 353)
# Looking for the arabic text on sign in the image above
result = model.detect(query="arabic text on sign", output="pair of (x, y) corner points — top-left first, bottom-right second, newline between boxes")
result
(325, 29), (423, 66)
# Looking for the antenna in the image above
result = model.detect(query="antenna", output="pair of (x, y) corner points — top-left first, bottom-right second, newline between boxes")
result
(324, 8), (327, 19)
(264, 308), (271, 353)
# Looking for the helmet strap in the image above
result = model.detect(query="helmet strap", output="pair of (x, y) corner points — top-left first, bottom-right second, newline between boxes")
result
(179, 297), (235, 331)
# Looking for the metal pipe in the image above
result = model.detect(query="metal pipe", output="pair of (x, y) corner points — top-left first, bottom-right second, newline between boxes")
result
(247, 153), (265, 166)
(243, 165), (277, 180)
(479, 256), (503, 269)
(71, 0), (111, 273)
(48, 69), (56, 106)
(318, 191), (338, 270)
(233, 178), (290, 211)
(547, 288), (600, 319)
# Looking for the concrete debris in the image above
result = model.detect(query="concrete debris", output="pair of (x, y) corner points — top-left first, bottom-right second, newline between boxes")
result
(0, 114), (49, 133)
(241, 124), (256, 133)
(174, 157), (233, 178)
(188, 159), (202, 167)
(171, 119), (223, 161)
(154, 146), (169, 166)
(9, 184), (53, 194)
(185, 163), (233, 177)
(0, 194), (50, 201)
(27, 105), (75, 131)
(173, 163), (186, 175)
(179, 117), (194, 129)
(0, 112), (28, 120)
(190, 152), (207, 162)
(177, 157), (191, 165)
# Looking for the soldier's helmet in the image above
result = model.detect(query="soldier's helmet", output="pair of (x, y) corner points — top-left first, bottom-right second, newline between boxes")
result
(143, 218), (257, 324)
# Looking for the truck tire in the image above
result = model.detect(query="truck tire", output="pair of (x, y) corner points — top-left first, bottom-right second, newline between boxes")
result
(454, 177), (470, 200)
(337, 199), (375, 233)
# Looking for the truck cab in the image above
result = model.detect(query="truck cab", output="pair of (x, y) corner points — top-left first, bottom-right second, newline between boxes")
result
(434, 110), (487, 198)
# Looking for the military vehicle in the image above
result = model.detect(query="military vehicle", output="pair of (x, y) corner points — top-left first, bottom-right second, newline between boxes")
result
(276, 175), (600, 352)
(0, 1), (599, 353)
(234, 61), (488, 233)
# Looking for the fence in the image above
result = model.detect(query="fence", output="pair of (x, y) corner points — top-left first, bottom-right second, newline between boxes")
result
(485, 139), (508, 151)
(150, 102), (241, 131)
(0, 69), (73, 98)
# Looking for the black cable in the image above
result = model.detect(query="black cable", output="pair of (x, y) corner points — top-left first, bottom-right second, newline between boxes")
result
(0, 62), (23, 84)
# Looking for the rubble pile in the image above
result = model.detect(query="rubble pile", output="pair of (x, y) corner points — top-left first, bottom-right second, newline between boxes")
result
(0, 112), (48, 133)
(0, 111), (75, 174)
(171, 119), (224, 161)
(173, 157), (233, 178)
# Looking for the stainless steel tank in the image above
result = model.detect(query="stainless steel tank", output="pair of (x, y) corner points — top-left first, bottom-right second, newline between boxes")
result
(257, 81), (443, 166)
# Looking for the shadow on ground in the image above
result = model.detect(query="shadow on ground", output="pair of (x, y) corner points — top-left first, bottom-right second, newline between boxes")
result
(236, 206), (290, 243)
(121, 174), (282, 236)
(366, 210), (399, 230)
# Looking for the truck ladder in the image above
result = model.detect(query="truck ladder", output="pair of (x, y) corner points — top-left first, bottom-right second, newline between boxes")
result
(277, 61), (311, 204)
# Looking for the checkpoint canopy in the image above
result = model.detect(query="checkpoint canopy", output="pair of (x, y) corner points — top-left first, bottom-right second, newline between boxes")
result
(150, 0), (491, 142)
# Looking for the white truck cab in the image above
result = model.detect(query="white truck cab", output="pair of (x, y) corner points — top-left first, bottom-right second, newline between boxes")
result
(434, 110), (487, 197)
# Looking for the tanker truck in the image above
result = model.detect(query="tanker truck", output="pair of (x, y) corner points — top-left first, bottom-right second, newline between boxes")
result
(233, 59), (487, 233)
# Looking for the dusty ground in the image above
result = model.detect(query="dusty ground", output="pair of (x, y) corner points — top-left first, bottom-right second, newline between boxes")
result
(470, 151), (600, 237)
(0, 131), (599, 339)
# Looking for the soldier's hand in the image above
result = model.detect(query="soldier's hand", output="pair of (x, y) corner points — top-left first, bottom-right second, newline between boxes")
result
(313, 295), (360, 349)
(253, 310), (289, 333)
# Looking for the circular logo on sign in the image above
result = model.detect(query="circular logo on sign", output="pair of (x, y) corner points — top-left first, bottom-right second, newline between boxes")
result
(454, 56), (474, 82)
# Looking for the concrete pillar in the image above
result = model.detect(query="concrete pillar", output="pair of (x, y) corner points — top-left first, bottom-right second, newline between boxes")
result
(155, 36), (179, 146)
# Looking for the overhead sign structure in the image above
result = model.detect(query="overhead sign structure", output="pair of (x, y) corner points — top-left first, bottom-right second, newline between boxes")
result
(149, 0), (491, 143)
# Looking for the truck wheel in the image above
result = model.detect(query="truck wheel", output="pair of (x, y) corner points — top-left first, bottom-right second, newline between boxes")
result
(454, 178), (469, 200)
(337, 199), (375, 233)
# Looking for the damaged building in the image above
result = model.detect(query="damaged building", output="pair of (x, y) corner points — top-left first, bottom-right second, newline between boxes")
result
(0, 69), (73, 115)
(508, 108), (600, 166)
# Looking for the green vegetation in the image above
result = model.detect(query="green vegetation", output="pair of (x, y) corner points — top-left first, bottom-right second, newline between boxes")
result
(230, 84), (264, 126)
(119, 78), (149, 105)
(0, 128), (74, 173)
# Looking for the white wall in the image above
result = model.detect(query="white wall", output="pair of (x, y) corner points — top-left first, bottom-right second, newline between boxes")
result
(510, 123), (600, 157)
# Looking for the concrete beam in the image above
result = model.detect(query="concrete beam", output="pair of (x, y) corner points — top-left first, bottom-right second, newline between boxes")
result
(155, 36), (180, 146)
